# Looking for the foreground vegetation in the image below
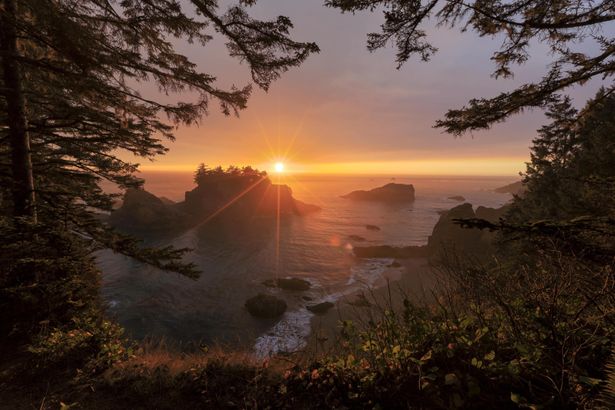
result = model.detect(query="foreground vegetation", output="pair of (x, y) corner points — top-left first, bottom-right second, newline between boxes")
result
(2, 1), (615, 408)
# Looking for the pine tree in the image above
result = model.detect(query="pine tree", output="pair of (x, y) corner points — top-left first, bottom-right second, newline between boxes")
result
(515, 90), (615, 221)
(326, 0), (615, 135)
(0, 0), (318, 273)
(515, 96), (580, 220)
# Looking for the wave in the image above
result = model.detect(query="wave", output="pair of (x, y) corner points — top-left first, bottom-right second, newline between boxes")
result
(253, 258), (393, 358)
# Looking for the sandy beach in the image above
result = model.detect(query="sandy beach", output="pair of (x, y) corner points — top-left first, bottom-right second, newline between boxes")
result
(304, 256), (438, 356)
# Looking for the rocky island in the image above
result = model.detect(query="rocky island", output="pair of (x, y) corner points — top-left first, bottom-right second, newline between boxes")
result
(342, 183), (415, 203)
(109, 165), (320, 235)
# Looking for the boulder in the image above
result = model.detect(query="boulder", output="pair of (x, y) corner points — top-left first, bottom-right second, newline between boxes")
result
(342, 183), (415, 203)
(365, 224), (381, 231)
(448, 195), (465, 202)
(348, 235), (366, 242)
(245, 294), (287, 318)
(262, 277), (311, 291)
(306, 301), (334, 315)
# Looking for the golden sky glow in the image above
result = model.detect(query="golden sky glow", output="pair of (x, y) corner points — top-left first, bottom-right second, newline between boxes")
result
(138, 156), (526, 176)
(128, 1), (597, 178)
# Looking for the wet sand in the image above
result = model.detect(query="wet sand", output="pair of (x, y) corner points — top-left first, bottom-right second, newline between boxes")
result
(304, 256), (438, 357)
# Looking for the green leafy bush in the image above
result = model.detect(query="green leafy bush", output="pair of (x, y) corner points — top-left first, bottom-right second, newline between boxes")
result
(28, 315), (131, 375)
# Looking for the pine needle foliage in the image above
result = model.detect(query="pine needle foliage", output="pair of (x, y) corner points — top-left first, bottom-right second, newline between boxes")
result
(0, 0), (318, 274)
(326, 0), (615, 134)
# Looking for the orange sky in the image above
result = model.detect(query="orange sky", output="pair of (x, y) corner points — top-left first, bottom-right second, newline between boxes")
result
(127, 0), (604, 177)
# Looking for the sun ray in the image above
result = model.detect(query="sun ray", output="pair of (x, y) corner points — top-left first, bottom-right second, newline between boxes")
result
(286, 173), (328, 209)
(195, 176), (268, 228)
(275, 175), (281, 279)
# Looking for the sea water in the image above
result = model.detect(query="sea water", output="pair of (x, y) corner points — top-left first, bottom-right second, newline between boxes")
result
(98, 174), (515, 356)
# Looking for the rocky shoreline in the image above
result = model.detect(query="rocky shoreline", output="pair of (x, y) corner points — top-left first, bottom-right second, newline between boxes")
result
(305, 256), (436, 355)
(302, 200), (511, 355)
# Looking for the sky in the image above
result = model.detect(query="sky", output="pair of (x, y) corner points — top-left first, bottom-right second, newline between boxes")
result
(131, 0), (605, 176)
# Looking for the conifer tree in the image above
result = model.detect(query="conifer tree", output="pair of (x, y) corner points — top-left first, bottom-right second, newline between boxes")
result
(326, 0), (615, 134)
(0, 0), (318, 273)
(515, 89), (615, 222)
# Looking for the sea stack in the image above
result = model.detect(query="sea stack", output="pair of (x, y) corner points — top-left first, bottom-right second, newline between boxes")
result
(342, 183), (415, 203)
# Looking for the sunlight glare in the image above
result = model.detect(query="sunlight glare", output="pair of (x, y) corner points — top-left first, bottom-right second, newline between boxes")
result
(274, 162), (285, 173)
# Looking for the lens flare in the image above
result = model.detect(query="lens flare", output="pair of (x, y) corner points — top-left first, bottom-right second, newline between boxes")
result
(274, 162), (284, 173)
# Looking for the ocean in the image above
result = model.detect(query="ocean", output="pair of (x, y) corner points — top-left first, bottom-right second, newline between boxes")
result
(98, 173), (515, 356)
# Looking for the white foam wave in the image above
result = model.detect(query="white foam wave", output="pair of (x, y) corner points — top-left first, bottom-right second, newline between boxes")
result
(253, 258), (393, 358)
(254, 309), (313, 358)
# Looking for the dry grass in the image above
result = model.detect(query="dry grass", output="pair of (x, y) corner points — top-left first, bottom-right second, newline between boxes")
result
(107, 338), (300, 381)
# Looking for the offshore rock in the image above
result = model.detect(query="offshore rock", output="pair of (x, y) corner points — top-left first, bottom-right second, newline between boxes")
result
(342, 183), (415, 203)
(245, 294), (287, 318)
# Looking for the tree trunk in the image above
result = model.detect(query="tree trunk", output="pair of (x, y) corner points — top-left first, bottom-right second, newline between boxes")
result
(0, 0), (36, 222)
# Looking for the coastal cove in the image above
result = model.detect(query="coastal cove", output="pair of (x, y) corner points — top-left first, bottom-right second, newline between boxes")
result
(98, 174), (515, 356)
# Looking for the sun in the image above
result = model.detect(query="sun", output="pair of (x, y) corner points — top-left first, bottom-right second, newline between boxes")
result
(274, 162), (285, 173)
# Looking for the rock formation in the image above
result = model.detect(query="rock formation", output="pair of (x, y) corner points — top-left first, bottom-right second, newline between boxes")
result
(427, 203), (482, 257)
(183, 177), (320, 219)
(108, 188), (189, 234)
(109, 172), (320, 235)
(427, 203), (510, 260)
(245, 294), (287, 318)
(342, 183), (415, 203)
